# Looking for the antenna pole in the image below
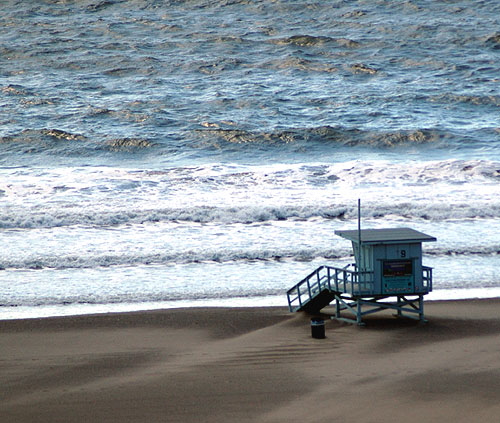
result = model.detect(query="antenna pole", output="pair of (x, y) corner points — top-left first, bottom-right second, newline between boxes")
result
(357, 199), (362, 273)
(358, 198), (361, 241)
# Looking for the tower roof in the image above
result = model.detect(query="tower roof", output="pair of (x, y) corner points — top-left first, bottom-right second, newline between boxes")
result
(334, 227), (436, 244)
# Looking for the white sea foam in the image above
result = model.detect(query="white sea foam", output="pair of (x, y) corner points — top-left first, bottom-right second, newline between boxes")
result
(0, 160), (499, 230)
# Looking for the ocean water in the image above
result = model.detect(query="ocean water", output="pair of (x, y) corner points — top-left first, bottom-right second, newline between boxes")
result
(1, 0), (499, 319)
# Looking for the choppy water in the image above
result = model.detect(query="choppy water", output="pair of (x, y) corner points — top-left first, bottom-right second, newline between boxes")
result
(1, 0), (499, 319)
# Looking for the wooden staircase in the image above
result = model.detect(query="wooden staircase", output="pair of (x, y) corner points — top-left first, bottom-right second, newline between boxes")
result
(287, 266), (338, 313)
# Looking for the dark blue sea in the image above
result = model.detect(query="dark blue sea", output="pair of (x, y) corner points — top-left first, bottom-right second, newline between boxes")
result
(1, 0), (499, 318)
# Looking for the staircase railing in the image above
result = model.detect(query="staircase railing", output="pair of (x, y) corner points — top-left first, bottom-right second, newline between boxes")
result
(287, 265), (375, 312)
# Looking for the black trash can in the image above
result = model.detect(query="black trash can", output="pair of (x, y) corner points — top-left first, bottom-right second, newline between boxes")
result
(310, 318), (325, 339)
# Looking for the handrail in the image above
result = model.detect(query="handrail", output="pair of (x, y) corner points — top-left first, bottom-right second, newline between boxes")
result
(286, 266), (326, 311)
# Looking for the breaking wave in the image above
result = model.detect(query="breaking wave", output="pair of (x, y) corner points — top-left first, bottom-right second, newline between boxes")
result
(194, 126), (450, 148)
(2, 243), (498, 271)
(2, 200), (500, 230)
(1, 126), (447, 151)
(273, 35), (360, 48)
(0, 129), (154, 154)
(0, 247), (345, 270)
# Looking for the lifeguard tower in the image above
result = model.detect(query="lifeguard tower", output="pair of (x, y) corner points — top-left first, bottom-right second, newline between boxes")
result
(287, 227), (436, 325)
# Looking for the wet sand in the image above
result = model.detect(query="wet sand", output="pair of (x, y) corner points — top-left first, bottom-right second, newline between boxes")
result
(1, 300), (500, 422)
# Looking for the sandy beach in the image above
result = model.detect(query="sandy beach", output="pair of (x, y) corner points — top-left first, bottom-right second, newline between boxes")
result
(1, 299), (500, 423)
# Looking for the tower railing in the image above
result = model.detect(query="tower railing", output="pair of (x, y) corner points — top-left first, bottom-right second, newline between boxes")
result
(422, 266), (433, 292)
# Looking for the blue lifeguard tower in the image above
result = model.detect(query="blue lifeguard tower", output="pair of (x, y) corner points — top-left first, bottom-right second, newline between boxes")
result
(287, 227), (436, 325)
